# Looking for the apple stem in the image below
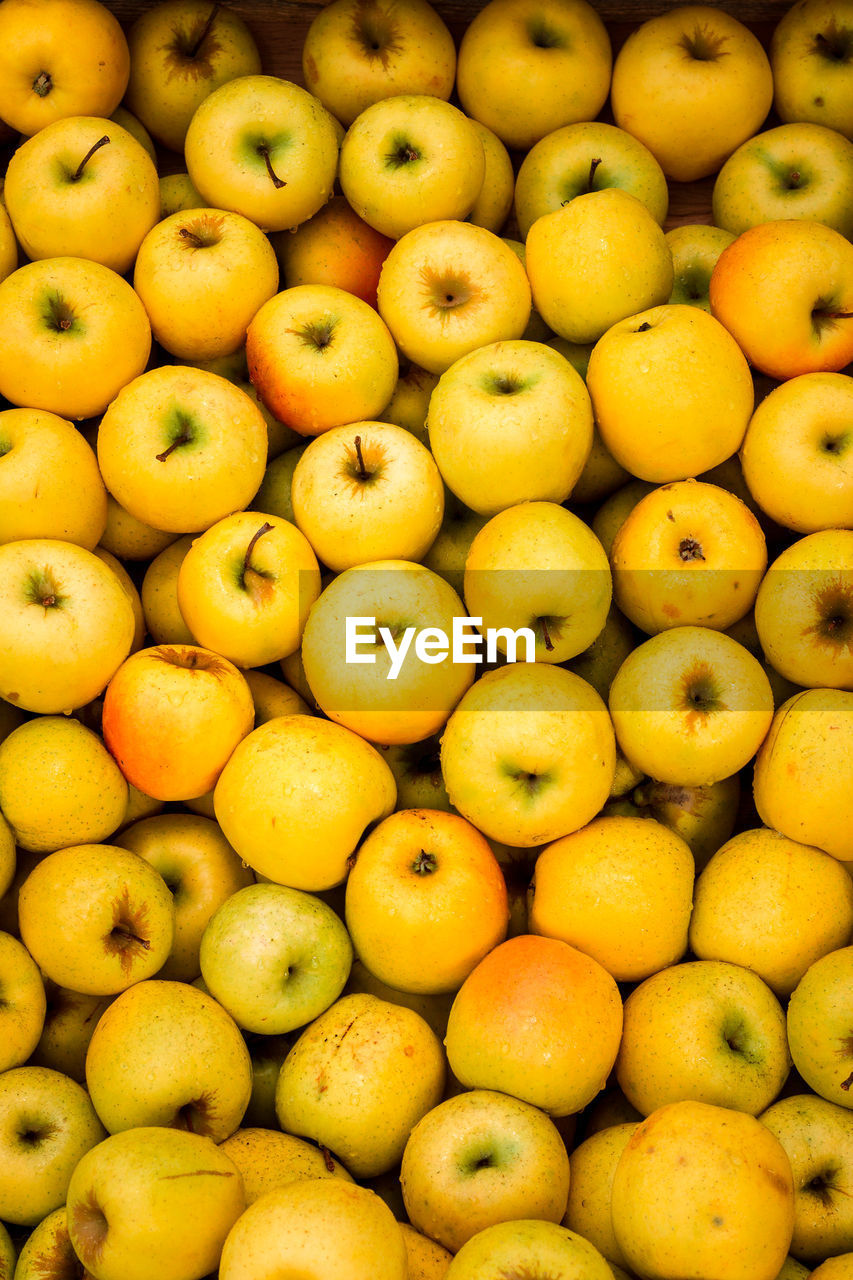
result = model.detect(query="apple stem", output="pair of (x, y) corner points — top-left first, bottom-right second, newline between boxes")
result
(321, 1146), (336, 1171)
(353, 434), (369, 480)
(842, 1072), (853, 1091)
(242, 521), (274, 584)
(32, 70), (52, 97)
(539, 618), (554, 651)
(188, 2), (219, 56)
(179, 226), (206, 248)
(72, 135), (110, 182)
(587, 157), (602, 191)
(156, 433), (190, 462)
(258, 145), (286, 189)
(111, 924), (150, 950)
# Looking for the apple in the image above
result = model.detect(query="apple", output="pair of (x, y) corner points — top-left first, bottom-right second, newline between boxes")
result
(272, 194), (394, 309)
(441, 661), (616, 847)
(753, 688), (853, 861)
(184, 74), (339, 233)
(102, 643), (255, 802)
(376, 219), (532, 374)
(0, 202), (17, 285)
(29, 984), (113, 1084)
(564, 603), (637, 702)
(608, 625), (775, 788)
(464, 500), (612, 663)
(611, 772), (741, 873)
(125, 0), (262, 152)
(85, 977), (253, 1141)
(250, 444), (307, 525)
(140, 534), (196, 646)
(66, 1126), (246, 1280)
(562, 1122), (639, 1273)
(339, 94), (485, 241)
(0, 0), (130, 136)
(0, 256), (151, 420)
(158, 171), (204, 218)
(300, 559), (476, 746)
(0, 406), (107, 548)
(444, 933), (623, 1116)
(666, 223), (737, 310)
(788, 946), (853, 1110)
(114, 811), (254, 983)
(220, 1127), (352, 1206)
(709, 219), (853, 379)
(610, 1100), (795, 1280)
(689, 826), (853, 998)
(0, 714), (127, 853)
(9, 1205), (90, 1280)
(514, 120), (669, 239)
(455, 0), (612, 151)
(344, 807), (508, 995)
(213, 713), (396, 890)
(219, 1179), (408, 1280)
(426, 339), (593, 516)
(97, 365), (268, 534)
(421, 488), (489, 599)
(611, 478), (767, 634)
(199, 881), (353, 1033)
(761, 1094), (853, 1265)
(610, 4), (774, 182)
(467, 120), (515, 233)
(771, 0), (853, 139)
(176, 510), (321, 668)
(525, 189), (673, 345)
(302, 0), (456, 128)
(0, 1065), (106, 1227)
(291, 421), (445, 571)
(18, 841), (175, 995)
(247, 283), (399, 436)
(4, 115), (160, 274)
(528, 813), (694, 984)
(0, 930), (46, 1073)
(276, 991), (445, 1178)
(586, 304), (754, 483)
(740, 372), (853, 533)
(133, 208), (279, 361)
(446, 1219), (614, 1280)
(712, 122), (853, 239)
(0, 538), (136, 715)
(110, 104), (156, 159)
(99, 493), (180, 563)
(400, 1089), (570, 1254)
(754, 529), (853, 689)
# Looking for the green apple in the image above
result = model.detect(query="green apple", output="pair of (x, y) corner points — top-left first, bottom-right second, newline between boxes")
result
(250, 444), (307, 525)
(514, 120), (669, 238)
(199, 882), (353, 1034)
(713, 122), (853, 239)
(665, 224), (736, 311)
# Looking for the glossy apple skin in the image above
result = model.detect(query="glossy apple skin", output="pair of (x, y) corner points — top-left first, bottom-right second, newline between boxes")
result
(771, 0), (853, 139)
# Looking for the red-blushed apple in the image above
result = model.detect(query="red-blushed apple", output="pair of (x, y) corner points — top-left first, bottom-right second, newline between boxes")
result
(114, 811), (254, 983)
(0, 537), (136, 715)
(247, 283), (399, 436)
(4, 115), (160, 274)
(213, 713), (397, 890)
(17, 841), (175, 995)
(85, 978), (253, 1140)
(400, 1089), (571, 1254)
(272, 195), (394, 308)
(610, 5), (774, 182)
(455, 0), (612, 151)
(184, 74), (339, 233)
(0, 1065), (106, 1227)
(133, 208), (279, 361)
(444, 933), (623, 1116)
(96, 365), (268, 534)
(376, 219), (531, 374)
(101, 643), (255, 802)
(291, 421), (445, 571)
(301, 0), (456, 127)
(710, 219), (853, 378)
(175, 511), (321, 668)
(0, 256), (151, 421)
(339, 94), (485, 241)
(125, 0), (262, 152)
(0, 406), (107, 548)
(426, 339), (593, 516)
(0, 0), (130, 136)
(66, 1126), (246, 1280)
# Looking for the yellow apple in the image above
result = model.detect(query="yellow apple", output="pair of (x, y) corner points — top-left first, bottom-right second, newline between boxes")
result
(562, 1122), (639, 1272)
(666, 223), (736, 310)
(787, 946), (853, 1110)
(140, 534), (196, 646)
(0, 930), (46, 1073)
(467, 120), (514, 233)
(771, 0), (853, 139)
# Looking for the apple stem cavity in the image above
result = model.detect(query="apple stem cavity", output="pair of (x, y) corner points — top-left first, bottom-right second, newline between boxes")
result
(679, 537), (706, 561)
(72, 135), (110, 182)
(412, 849), (438, 875)
(32, 69), (52, 97)
(814, 26), (853, 61)
(257, 144), (286, 189)
(188, 2), (220, 57)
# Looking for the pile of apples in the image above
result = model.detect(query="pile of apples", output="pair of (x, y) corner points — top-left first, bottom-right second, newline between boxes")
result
(0, 0), (853, 1275)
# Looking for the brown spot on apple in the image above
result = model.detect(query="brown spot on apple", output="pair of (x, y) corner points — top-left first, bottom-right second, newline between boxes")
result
(103, 886), (152, 976)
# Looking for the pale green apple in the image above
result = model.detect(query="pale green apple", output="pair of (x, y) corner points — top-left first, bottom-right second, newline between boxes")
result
(199, 882), (353, 1034)
(250, 444), (307, 525)
(665, 224), (736, 311)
